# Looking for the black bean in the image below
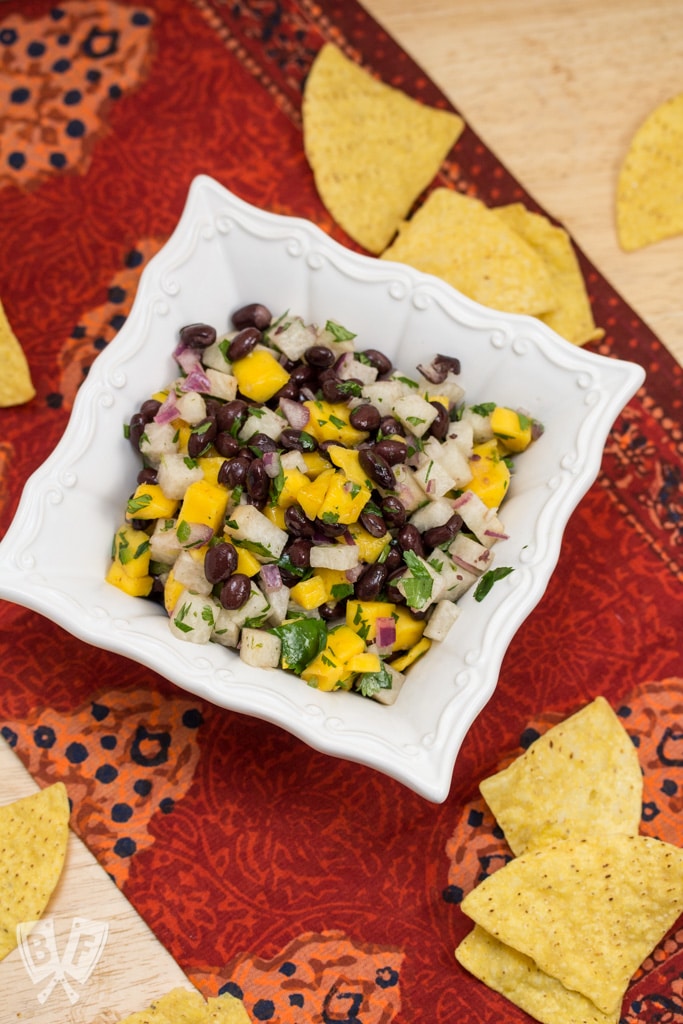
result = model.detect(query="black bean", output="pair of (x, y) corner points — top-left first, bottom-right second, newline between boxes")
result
(360, 348), (392, 375)
(139, 398), (161, 422)
(272, 380), (300, 403)
(249, 432), (278, 453)
(359, 510), (387, 538)
(305, 345), (336, 369)
(204, 542), (238, 584)
(385, 568), (407, 604)
(319, 600), (346, 621)
(378, 415), (405, 437)
(279, 427), (317, 452)
(246, 459), (269, 503)
(428, 401), (449, 441)
(383, 545), (403, 572)
(321, 376), (347, 403)
(434, 353), (461, 377)
(354, 563), (388, 601)
(188, 417), (217, 458)
(219, 573), (251, 609)
(349, 404), (381, 432)
(380, 495), (407, 529)
(214, 431), (240, 458)
(289, 363), (316, 387)
(372, 438), (408, 466)
(137, 467), (158, 486)
(216, 400), (248, 433)
(287, 538), (312, 568)
(314, 517), (346, 538)
(422, 513), (463, 549)
(128, 412), (147, 451)
(396, 524), (425, 557)
(219, 455), (250, 488)
(359, 448), (396, 490)
(231, 303), (272, 331)
(284, 504), (313, 537)
(179, 323), (217, 349)
(228, 326), (261, 362)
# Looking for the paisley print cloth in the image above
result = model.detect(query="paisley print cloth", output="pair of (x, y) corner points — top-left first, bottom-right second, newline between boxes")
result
(1, 2), (682, 1022)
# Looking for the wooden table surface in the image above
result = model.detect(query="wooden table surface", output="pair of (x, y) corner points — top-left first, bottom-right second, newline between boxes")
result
(363, 0), (683, 368)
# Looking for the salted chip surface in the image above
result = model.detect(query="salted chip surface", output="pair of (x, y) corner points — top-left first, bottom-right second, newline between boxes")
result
(302, 43), (464, 254)
(494, 203), (604, 346)
(460, 833), (683, 1015)
(479, 697), (642, 856)
(0, 782), (70, 960)
(381, 188), (556, 316)
(456, 925), (619, 1024)
(116, 987), (251, 1023)
(616, 92), (683, 251)
(0, 298), (35, 407)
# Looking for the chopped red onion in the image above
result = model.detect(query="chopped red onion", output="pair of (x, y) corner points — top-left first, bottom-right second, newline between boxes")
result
(174, 345), (201, 375)
(279, 397), (310, 429)
(260, 563), (282, 591)
(484, 528), (509, 541)
(182, 523), (214, 548)
(452, 555), (482, 575)
(180, 367), (212, 393)
(154, 392), (180, 424)
(263, 451), (282, 478)
(375, 616), (396, 653)
(345, 564), (364, 583)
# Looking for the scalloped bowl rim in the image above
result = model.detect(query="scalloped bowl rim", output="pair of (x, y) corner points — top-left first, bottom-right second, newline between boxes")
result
(0, 176), (644, 802)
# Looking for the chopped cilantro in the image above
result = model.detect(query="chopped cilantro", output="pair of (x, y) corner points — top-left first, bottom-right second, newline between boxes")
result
(126, 493), (152, 516)
(173, 603), (193, 633)
(329, 413), (346, 429)
(474, 566), (514, 602)
(357, 662), (392, 698)
(470, 402), (496, 416)
(176, 520), (191, 543)
(336, 380), (363, 398)
(325, 320), (356, 343)
(270, 618), (328, 675)
(331, 582), (354, 601)
(400, 550), (434, 610)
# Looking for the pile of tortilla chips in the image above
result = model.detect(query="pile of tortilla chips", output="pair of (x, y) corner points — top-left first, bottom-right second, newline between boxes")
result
(455, 697), (683, 1024)
(0, 782), (70, 961)
(616, 91), (683, 251)
(302, 45), (603, 347)
(0, 298), (35, 407)
(115, 986), (250, 1023)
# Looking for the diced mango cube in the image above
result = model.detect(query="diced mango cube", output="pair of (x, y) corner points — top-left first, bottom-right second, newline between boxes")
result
(112, 525), (151, 579)
(346, 600), (397, 643)
(467, 439), (511, 508)
(302, 400), (368, 447)
(296, 468), (335, 521)
(290, 575), (328, 610)
(392, 606), (427, 651)
(389, 636), (432, 672)
(316, 471), (371, 526)
(345, 652), (382, 675)
(301, 450), (331, 478)
(327, 624), (366, 663)
(235, 546), (261, 577)
(490, 406), (533, 453)
(163, 568), (185, 615)
(171, 420), (192, 455)
(278, 467), (311, 509)
(106, 560), (153, 598)
(127, 484), (179, 521)
(198, 456), (226, 486)
(177, 479), (229, 531)
(313, 567), (353, 603)
(263, 503), (287, 530)
(232, 349), (290, 402)
(326, 446), (372, 487)
(301, 650), (345, 691)
(345, 522), (390, 563)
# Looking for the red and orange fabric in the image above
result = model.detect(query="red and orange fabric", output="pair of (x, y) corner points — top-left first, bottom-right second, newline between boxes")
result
(1, 2), (682, 1022)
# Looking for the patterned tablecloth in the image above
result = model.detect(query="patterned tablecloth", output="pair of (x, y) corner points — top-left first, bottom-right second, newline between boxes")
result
(1, 2), (683, 1022)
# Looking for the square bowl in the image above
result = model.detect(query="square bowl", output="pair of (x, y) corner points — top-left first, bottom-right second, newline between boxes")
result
(0, 176), (644, 802)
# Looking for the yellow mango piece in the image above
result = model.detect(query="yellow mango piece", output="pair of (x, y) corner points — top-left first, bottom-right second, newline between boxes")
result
(326, 445), (372, 486)
(393, 605), (426, 650)
(232, 349), (290, 402)
(302, 450), (331, 477)
(163, 568), (185, 615)
(151, 389), (168, 404)
(313, 567), (353, 602)
(301, 649), (345, 691)
(327, 624), (366, 662)
(171, 419), (192, 454)
(290, 575), (328, 610)
(177, 479), (229, 531)
(346, 652), (382, 675)
(345, 522), (390, 563)
(389, 636), (432, 672)
(296, 467), (335, 521)
(112, 525), (151, 579)
(302, 399), (368, 446)
(127, 484), (179, 521)
(278, 467), (311, 509)
(106, 560), (153, 598)
(317, 471), (371, 526)
(346, 600), (397, 642)
(235, 546), (262, 577)
(198, 456), (227, 486)
(263, 503), (287, 530)
(490, 406), (533, 453)
(467, 439), (511, 508)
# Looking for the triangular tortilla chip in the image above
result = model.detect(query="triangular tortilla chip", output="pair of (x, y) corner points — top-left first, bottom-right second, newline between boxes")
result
(302, 44), (464, 254)
(0, 782), (70, 960)
(0, 298), (35, 407)
(456, 925), (620, 1024)
(460, 834), (683, 1015)
(479, 697), (642, 856)
(381, 188), (557, 316)
(116, 987), (251, 1024)
(494, 203), (604, 346)
(616, 92), (683, 251)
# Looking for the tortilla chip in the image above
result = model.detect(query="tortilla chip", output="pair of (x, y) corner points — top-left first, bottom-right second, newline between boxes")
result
(381, 188), (557, 316)
(456, 925), (620, 1024)
(460, 833), (683, 1015)
(616, 92), (683, 251)
(303, 43), (464, 254)
(479, 697), (642, 856)
(494, 203), (604, 346)
(116, 988), (251, 1024)
(0, 298), (35, 407)
(0, 782), (70, 960)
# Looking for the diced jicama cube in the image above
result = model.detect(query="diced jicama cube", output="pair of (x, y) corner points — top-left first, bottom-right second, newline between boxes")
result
(149, 518), (182, 565)
(175, 391), (206, 425)
(444, 419), (475, 454)
(438, 555), (478, 601)
(157, 453), (204, 500)
(413, 452), (456, 499)
(336, 352), (378, 384)
(224, 505), (288, 561)
(265, 584), (290, 625)
(460, 406), (494, 443)
(269, 316), (317, 360)
(422, 436), (473, 489)
(201, 335), (233, 373)
(392, 394), (439, 438)
(423, 599), (461, 641)
(169, 590), (218, 644)
(384, 464), (425, 512)
(204, 368), (238, 402)
(138, 421), (179, 467)
(211, 611), (240, 648)
(409, 497), (455, 533)
(371, 661), (407, 706)
(238, 405), (285, 442)
(217, 584), (270, 629)
(171, 549), (212, 595)
(360, 379), (405, 410)
(449, 533), (494, 574)
(309, 543), (360, 571)
(239, 628), (282, 669)
(452, 491), (507, 548)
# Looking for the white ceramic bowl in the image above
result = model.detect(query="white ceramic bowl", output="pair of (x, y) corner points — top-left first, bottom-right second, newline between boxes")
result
(0, 176), (644, 802)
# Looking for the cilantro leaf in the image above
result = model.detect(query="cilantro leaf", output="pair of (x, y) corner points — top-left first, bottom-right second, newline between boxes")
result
(356, 662), (392, 698)
(400, 550), (434, 610)
(325, 320), (356, 343)
(473, 566), (514, 602)
(271, 618), (328, 674)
